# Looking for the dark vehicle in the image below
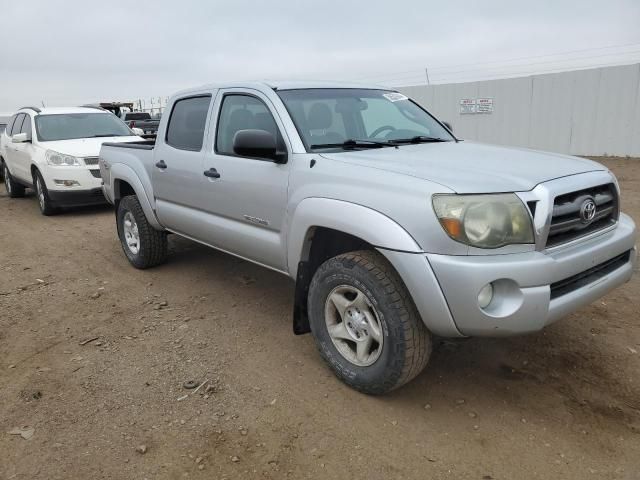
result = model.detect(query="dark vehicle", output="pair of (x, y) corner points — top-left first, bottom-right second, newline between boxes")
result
(121, 112), (160, 135)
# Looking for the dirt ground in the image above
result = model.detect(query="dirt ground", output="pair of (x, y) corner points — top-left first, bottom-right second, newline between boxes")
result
(0, 157), (638, 480)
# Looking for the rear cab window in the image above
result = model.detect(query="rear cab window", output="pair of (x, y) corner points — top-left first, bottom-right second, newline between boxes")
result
(165, 96), (212, 151)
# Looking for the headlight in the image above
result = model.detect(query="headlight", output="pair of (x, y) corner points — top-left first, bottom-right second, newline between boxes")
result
(45, 150), (81, 166)
(432, 193), (534, 248)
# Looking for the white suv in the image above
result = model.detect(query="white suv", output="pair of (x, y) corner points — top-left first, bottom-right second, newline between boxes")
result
(0, 106), (141, 215)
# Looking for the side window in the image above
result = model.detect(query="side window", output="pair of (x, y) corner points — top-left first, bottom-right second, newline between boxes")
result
(5, 114), (18, 136)
(10, 114), (24, 136)
(20, 114), (32, 136)
(215, 95), (281, 156)
(165, 96), (211, 151)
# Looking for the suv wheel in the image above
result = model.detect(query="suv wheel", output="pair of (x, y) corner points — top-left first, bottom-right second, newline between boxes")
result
(117, 195), (168, 269)
(308, 250), (432, 394)
(34, 171), (57, 216)
(3, 163), (25, 198)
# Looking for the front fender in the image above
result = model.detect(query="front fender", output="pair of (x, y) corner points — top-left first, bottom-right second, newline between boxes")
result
(287, 197), (423, 277)
(108, 163), (163, 230)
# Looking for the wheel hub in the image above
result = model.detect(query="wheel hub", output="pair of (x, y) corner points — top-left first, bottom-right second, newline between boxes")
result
(345, 307), (369, 340)
(324, 285), (384, 367)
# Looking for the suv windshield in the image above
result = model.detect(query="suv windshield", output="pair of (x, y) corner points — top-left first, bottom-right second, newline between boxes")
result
(276, 88), (454, 151)
(35, 113), (133, 141)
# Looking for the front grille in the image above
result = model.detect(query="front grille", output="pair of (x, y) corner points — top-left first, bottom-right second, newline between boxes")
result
(84, 157), (99, 166)
(550, 250), (631, 299)
(90, 169), (102, 178)
(546, 183), (618, 248)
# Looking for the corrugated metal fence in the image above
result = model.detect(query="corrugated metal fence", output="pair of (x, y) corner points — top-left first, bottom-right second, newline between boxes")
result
(399, 63), (640, 157)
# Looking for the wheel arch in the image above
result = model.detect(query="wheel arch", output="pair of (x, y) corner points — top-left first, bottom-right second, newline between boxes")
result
(109, 163), (163, 230)
(288, 198), (423, 335)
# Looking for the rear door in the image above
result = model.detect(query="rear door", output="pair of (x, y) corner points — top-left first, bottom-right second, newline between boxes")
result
(196, 89), (291, 271)
(153, 93), (215, 239)
(13, 113), (34, 182)
(3, 114), (25, 179)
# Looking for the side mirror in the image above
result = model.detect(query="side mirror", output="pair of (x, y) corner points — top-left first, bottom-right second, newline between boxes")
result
(233, 129), (284, 162)
(12, 132), (30, 143)
(442, 121), (453, 132)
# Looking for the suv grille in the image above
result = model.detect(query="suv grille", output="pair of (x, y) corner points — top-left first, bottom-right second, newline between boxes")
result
(546, 183), (618, 248)
(84, 157), (99, 166)
(90, 169), (102, 178)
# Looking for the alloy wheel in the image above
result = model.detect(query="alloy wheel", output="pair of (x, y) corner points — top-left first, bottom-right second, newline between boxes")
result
(123, 212), (140, 255)
(324, 285), (384, 367)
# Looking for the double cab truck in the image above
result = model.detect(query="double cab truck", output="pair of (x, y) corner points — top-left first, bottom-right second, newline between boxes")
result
(99, 82), (637, 394)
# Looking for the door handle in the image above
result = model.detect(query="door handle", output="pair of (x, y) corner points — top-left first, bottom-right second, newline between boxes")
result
(155, 160), (167, 169)
(203, 168), (221, 179)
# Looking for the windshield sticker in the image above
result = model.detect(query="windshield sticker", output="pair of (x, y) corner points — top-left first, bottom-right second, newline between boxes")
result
(382, 92), (408, 102)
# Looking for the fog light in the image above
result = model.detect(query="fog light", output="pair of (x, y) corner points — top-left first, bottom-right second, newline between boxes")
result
(54, 180), (80, 187)
(478, 283), (494, 309)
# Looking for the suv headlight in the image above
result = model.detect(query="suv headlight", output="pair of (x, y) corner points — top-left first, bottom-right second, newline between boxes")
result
(432, 193), (534, 248)
(46, 150), (81, 166)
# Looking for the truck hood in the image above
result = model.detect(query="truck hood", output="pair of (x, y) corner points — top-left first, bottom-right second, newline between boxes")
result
(319, 141), (606, 193)
(40, 136), (143, 157)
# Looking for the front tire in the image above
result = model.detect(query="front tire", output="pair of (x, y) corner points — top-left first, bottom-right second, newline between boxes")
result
(34, 171), (58, 216)
(117, 195), (168, 269)
(3, 163), (25, 198)
(308, 250), (432, 394)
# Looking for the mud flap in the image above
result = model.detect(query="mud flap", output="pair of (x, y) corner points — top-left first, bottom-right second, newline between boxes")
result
(293, 261), (311, 335)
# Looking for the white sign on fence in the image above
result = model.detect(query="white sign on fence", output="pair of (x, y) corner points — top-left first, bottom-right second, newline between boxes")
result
(459, 98), (477, 114)
(477, 98), (494, 113)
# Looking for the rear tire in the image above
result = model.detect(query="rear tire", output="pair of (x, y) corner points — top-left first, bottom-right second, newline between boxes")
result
(34, 171), (58, 216)
(3, 163), (25, 198)
(117, 195), (167, 269)
(308, 250), (432, 394)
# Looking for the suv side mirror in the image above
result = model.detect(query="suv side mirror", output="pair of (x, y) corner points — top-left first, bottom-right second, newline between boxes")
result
(233, 129), (284, 162)
(12, 132), (30, 143)
(442, 121), (453, 132)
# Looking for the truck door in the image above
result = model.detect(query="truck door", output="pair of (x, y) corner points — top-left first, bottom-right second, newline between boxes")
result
(152, 94), (214, 238)
(197, 89), (291, 271)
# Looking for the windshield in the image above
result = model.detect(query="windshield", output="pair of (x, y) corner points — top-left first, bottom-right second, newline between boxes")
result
(277, 88), (454, 151)
(35, 113), (134, 141)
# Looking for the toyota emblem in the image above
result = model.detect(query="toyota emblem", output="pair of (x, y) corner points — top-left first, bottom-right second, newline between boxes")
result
(580, 198), (597, 224)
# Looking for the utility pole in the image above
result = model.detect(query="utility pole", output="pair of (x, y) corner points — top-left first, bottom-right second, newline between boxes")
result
(425, 68), (430, 86)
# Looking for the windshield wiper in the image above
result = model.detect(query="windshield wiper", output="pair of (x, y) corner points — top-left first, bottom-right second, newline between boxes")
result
(90, 134), (124, 138)
(310, 138), (393, 150)
(389, 136), (450, 144)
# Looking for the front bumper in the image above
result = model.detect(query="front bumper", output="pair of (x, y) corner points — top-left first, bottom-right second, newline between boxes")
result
(43, 166), (106, 207)
(48, 188), (107, 207)
(424, 214), (636, 336)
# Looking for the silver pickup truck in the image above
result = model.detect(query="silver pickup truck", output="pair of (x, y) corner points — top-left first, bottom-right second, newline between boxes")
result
(99, 82), (637, 394)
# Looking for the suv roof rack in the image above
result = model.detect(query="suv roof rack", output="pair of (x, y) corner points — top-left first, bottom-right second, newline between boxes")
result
(19, 106), (42, 113)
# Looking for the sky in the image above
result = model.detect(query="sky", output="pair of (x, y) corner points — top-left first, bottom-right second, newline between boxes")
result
(1, 0), (639, 112)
